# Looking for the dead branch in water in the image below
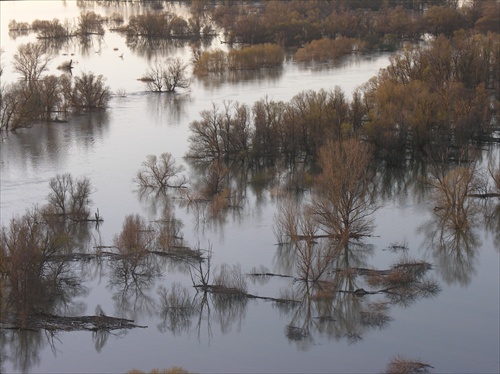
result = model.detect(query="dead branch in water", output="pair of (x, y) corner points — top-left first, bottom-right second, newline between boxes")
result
(1, 312), (147, 332)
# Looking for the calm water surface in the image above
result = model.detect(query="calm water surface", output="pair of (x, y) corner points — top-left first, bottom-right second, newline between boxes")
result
(1, 2), (499, 373)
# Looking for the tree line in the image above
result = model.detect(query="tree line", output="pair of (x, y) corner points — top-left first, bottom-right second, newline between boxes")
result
(187, 31), (498, 165)
(210, 0), (498, 49)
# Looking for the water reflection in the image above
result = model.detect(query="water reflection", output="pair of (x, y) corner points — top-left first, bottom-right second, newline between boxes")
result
(420, 214), (480, 287)
(1, 111), (109, 174)
(181, 161), (248, 234)
(152, 236), (439, 352)
(156, 281), (249, 342)
(145, 91), (191, 126)
(107, 254), (161, 319)
(196, 67), (284, 90)
(484, 203), (500, 251)
(1, 330), (44, 374)
(125, 36), (189, 60)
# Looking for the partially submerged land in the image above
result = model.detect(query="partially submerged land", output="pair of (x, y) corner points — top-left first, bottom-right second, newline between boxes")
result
(1, 1), (499, 373)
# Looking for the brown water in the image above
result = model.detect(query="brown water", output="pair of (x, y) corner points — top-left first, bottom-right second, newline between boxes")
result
(1, 2), (499, 373)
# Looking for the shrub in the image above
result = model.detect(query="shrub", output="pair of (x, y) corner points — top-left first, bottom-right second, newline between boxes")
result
(294, 37), (366, 62)
(72, 72), (111, 111)
(193, 44), (284, 75)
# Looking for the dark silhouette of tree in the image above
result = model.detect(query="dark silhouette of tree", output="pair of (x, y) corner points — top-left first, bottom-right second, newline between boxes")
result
(143, 58), (190, 92)
(72, 72), (111, 111)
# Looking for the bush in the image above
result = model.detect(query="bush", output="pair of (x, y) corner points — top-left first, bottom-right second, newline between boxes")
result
(294, 37), (366, 62)
(143, 57), (191, 92)
(72, 72), (111, 111)
(193, 44), (284, 75)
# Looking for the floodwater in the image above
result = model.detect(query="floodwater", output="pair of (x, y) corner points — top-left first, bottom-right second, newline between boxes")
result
(1, 2), (499, 373)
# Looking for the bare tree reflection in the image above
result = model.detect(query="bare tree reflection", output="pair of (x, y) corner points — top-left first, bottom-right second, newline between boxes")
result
(157, 283), (198, 336)
(125, 36), (188, 60)
(107, 254), (161, 319)
(273, 236), (438, 349)
(419, 215), (480, 287)
(484, 202), (500, 251)
(181, 161), (246, 234)
(145, 91), (191, 126)
(1, 330), (43, 374)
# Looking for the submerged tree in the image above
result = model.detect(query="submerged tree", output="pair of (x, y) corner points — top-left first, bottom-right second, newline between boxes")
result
(0, 206), (81, 318)
(46, 173), (94, 221)
(310, 139), (377, 240)
(12, 42), (54, 84)
(72, 72), (111, 111)
(143, 58), (190, 92)
(134, 152), (187, 190)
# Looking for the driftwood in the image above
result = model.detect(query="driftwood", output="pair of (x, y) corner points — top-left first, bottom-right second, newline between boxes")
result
(1, 312), (147, 332)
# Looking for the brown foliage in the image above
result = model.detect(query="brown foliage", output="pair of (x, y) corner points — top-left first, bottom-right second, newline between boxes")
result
(193, 44), (284, 75)
(363, 32), (497, 159)
(113, 214), (155, 258)
(72, 72), (111, 111)
(77, 11), (105, 36)
(294, 37), (366, 62)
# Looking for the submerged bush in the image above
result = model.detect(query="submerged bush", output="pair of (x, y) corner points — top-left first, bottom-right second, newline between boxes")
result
(193, 44), (284, 75)
(294, 37), (366, 62)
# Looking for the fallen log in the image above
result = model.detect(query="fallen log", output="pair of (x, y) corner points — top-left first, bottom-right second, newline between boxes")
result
(1, 312), (147, 332)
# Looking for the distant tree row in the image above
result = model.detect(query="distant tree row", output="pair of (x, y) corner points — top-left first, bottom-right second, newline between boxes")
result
(0, 43), (111, 132)
(116, 10), (213, 39)
(210, 0), (499, 48)
(9, 11), (106, 40)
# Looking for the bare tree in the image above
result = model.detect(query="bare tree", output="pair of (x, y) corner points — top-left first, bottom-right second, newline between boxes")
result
(274, 196), (340, 283)
(187, 103), (223, 160)
(113, 214), (156, 258)
(38, 75), (63, 121)
(384, 355), (434, 374)
(426, 161), (482, 230)
(13, 42), (54, 84)
(309, 139), (377, 239)
(0, 207), (73, 313)
(72, 72), (111, 111)
(144, 57), (190, 92)
(134, 152), (187, 190)
(46, 173), (93, 220)
(202, 161), (228, 196)
(488, 156), (500, 196)
(77, 11), (105, 36)
(0, 83), (21, 131)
